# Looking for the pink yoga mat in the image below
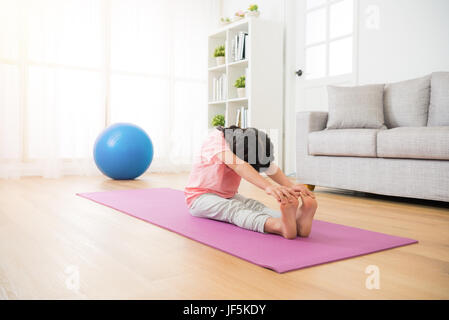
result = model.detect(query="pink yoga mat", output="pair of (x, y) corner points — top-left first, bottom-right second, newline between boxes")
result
(77, 188), (417, 273)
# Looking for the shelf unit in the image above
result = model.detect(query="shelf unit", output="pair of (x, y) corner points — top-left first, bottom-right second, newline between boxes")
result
(207, 18), (284, 165)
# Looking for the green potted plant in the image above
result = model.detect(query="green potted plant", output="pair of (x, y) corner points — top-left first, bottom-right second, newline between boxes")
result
(246, 4), (260, 17)
(214, 45), (225, 66)
(211, 114), (225, 127)
(220, 17), (231, 25)
(234, 75), (246, 98)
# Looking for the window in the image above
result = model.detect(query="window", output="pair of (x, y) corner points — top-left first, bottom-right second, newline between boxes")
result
(0, 0), (211, 177)
(305, 0), (354, 79)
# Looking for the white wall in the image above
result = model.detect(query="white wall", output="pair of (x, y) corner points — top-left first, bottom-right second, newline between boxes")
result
(357, 0), (449, 84)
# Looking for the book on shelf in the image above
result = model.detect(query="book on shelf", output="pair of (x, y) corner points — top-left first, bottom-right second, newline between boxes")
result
(231, 31), (248, 62)
(223, 74), (227, 100)
(235, 106), (248, 128)
(238, 32), (245, 61)
(234, 34), (238, 62)
(212, 74), (227, 101)
(242, 107), (247, 129)
(219, 76), (222, 101)
(230, 37), (235, 62)
(243, 34), (248, 60)
(235, 109), (241, 127)
(221, 75), (228, 100)
(215, 77), (219, 101)
(215, 77), (218, 101)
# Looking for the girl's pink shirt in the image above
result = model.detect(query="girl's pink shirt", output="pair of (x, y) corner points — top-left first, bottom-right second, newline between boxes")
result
(184, 130), (241, 208)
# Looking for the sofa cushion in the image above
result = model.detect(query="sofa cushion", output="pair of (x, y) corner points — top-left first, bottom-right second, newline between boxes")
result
(377, 127), (449, 160)
(326, 84), (385, 129)
(384, 75), (431, 128)
(428, 72), (449, 126)
(308, 129), (381, 158)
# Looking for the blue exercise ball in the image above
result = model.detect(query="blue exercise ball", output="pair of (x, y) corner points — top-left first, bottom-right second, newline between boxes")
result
(94, 123), (153, 180)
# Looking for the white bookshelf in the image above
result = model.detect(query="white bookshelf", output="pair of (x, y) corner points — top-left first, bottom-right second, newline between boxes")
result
(207, 18), (284, 166)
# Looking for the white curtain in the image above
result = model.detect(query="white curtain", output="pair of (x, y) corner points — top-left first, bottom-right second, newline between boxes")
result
(0, 0), (214, 178)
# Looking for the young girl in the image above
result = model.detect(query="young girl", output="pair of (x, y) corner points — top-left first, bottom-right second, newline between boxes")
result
(184, 126), (317, 239)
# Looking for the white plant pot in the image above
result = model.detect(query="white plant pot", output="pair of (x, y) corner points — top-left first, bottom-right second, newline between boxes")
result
(215, 56), (225, 66)
(237, 88), (246, 98)
(245, 11), (260, 18)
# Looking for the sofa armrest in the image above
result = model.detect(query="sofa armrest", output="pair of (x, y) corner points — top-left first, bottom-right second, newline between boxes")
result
(296, 111), (328, 156)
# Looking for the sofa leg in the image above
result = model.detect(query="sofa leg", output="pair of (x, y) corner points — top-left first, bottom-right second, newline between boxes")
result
(306, 184), (316, 191)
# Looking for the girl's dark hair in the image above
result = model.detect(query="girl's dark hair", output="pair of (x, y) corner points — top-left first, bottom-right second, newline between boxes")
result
(217, 126), (274, 172)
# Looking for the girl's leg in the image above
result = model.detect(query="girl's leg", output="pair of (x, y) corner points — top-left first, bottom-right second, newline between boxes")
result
(235, 193), (318, 238)
(231, 194), (281, 217)
(189, 193), (274, 234)
(233, 194), (298, 239)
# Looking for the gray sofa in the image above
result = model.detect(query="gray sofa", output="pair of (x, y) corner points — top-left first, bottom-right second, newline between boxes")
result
(296, 72), (449, 202)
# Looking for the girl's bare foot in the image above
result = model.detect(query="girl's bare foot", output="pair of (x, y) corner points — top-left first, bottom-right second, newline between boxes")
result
(263, 196), (298, 239)
(296, 193), (318, 237)
(279, 196), (299, 239)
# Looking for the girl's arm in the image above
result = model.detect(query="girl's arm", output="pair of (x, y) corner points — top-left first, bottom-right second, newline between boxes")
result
(266, 164), (294, 187)
(267, 164), (316, 198)
(217, 151), (297, 203)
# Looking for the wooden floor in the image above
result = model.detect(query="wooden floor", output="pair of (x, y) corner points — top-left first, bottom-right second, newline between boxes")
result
(0, 173), (448, 300)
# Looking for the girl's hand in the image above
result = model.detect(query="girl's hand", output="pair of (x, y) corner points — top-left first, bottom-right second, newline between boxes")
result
(291, 184), (315, 199)
(265, 185), (298, 203)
